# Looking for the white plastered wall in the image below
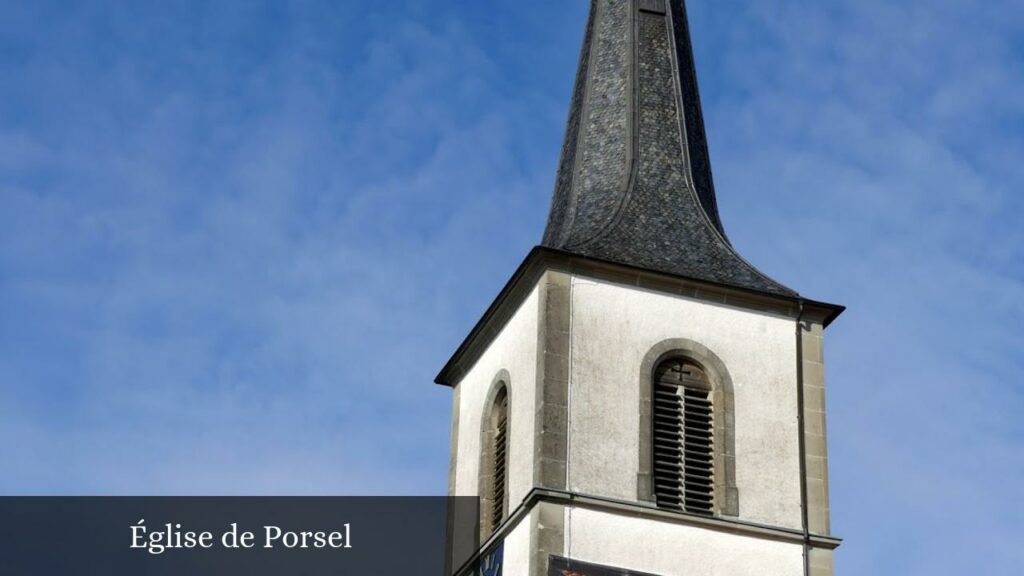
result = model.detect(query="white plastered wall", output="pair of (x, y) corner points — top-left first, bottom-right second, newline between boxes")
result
(500, 510), (533, 576)
(453, 285), (539, 513)
(565, 506), (803, 576)
(567, 276), (803, 529)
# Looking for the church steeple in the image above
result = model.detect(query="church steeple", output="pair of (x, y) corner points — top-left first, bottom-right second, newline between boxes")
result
(543, 0), (795, 296)
(441, 3), (844, 575)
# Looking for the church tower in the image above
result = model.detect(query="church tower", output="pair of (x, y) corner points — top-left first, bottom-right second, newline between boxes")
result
(439, 1), (844, 575)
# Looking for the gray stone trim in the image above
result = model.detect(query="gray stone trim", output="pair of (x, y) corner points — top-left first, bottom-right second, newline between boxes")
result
(800, 321), (831, 536)
(638, 338), (739, 517)
(451, 487), (841, 576)
(529, 501), (565, 576)
(808, 547), (834, 576)
(534, 271), (572, 491)
(534, 489), (840, 550)
(448, 384), (462, 496)
(479, 371), (512, 539)
(434, 247), (843, 388)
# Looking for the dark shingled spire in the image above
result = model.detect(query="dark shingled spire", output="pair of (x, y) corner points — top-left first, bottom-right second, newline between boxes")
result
(542, 0), (795, 296)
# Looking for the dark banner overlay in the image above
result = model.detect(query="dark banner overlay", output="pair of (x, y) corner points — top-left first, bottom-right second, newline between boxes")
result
(0, 497), (480, 576)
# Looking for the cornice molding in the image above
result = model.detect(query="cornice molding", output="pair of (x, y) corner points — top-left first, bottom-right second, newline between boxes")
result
(453, 488), (843, 576)
(435, 247), (844, 387)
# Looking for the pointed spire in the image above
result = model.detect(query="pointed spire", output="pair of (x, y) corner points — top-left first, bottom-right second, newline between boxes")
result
(542, 0), (794, 296)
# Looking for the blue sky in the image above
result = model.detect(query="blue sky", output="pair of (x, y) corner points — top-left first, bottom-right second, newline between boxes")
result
(1, 0), (1021, 573)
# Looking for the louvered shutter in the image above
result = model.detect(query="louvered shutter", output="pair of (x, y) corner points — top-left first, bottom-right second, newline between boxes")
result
(491, 394), (508, 532)
(653, 359), (714, 515)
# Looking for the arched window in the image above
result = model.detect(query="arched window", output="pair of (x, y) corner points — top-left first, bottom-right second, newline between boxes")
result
(653, 357), (714, 515)
(481, 383), (510, 536)
(640, 339), (738, 516)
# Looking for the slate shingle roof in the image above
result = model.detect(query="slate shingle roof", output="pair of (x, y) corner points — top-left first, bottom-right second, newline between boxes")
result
(542, 0), (796, 297)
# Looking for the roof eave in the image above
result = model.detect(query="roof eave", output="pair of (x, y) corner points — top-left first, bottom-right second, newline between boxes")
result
(434, 246), (845, 387)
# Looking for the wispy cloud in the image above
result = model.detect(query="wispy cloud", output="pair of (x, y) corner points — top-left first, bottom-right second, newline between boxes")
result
(0, 0), (579, 495)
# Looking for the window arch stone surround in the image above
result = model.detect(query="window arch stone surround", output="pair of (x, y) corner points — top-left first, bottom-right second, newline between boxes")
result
(638, 338), (739, 516)
(479, 370), (512, 536)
